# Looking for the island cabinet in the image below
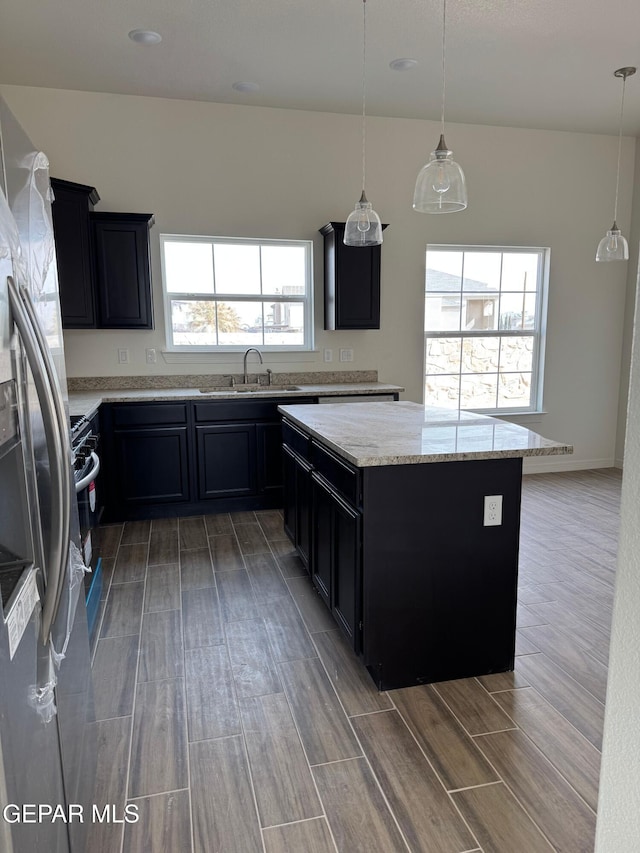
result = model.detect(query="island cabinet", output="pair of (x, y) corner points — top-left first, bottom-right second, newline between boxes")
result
(280, 414), (524, 690)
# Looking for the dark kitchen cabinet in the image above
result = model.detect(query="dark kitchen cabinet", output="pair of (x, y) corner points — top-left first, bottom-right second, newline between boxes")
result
(196, 423), (256, 500)
(282, 445), (312, 569)
(113, 426), (190, 506)
(256, 421), (285, 495)
(320, 221), (388, 330)
(91, 213), (155, 329)
(50, 178), (100, 328)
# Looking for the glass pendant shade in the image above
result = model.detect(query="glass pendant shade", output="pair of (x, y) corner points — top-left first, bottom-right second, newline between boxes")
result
(596, 223), (629, 262)
(413, 135), (467, 213)
(344, 191), (383, 246)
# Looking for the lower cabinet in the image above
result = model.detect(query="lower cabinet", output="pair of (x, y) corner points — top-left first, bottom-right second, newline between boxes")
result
(196, 423), (256, 499)
(282, 445), (312, 568)
(113, 426), (190, 506)
(311, 472), (361, 650)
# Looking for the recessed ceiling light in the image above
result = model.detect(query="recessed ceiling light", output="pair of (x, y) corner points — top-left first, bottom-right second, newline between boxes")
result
(232, 81), (260, 94)
(389, 58), (418, 71)
(128, 29), (162, 45)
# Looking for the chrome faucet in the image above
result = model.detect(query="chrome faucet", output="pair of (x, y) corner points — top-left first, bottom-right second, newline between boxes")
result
(243, 347), (263, 384)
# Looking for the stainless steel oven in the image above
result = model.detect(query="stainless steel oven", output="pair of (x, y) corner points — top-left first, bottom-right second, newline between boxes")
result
(70, 413), (103, 650)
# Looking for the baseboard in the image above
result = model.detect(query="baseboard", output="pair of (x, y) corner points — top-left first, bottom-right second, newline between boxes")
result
(614, 456), (624, 469)
(522, 456), (615, 474)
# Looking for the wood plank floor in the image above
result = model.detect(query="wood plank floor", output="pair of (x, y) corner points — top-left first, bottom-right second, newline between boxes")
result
(88, 468), (621, 852)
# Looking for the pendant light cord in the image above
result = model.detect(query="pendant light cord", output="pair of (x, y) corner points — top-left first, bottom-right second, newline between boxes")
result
(440, 0), (447, 136)
(360, 0), (368, 194)
(613, 73), (627, 224)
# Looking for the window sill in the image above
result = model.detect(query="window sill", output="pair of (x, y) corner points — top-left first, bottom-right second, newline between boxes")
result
(491, 411), (548, 426)
(160, 349), (319, 365)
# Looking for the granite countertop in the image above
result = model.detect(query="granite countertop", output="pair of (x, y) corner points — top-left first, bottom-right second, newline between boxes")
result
(68, 381), (404, 420)
(278, 401), (573, 467)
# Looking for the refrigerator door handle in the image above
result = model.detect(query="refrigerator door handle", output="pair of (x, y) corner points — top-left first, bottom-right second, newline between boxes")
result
(6, 276), (71, 643)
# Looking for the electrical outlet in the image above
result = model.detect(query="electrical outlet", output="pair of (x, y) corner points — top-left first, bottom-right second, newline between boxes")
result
(117, 348), (129, 364)
(483, 495), (503, 526)
(339, 347), (354, 363)
(146, 348), (157, 364)
(323, 348), (333, 363)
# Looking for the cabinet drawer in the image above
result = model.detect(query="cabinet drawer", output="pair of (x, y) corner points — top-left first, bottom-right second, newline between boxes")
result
(282, 420), (311, 461)
(195, 397), (314, 423)
(112, 403), (188, 428)
(312, 441), (360, 507)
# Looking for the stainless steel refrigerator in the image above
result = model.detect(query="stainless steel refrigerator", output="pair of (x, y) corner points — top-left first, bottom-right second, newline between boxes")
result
(0, 96), (95, 852)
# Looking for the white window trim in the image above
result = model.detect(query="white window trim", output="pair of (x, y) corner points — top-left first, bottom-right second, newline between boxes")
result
(160, 233), (314, 352)
(424, 244), (550, 415)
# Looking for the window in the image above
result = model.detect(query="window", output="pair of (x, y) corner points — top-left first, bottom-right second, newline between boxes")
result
(424, 245), (549, 413)
(160, 235), (313, 351)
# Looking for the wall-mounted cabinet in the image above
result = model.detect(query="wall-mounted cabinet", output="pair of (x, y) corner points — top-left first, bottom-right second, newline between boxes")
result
(319, 221), (388, 331)
(51, 177), (155, 330)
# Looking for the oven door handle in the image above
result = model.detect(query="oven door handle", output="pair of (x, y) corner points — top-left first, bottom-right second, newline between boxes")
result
(75, 452), (100, 493)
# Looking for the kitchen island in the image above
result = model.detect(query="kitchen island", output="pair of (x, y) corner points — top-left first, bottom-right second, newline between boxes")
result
(278, 401), (572, 689)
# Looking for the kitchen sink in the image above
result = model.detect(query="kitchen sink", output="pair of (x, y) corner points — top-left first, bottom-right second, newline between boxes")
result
(198, 384), (301, 394)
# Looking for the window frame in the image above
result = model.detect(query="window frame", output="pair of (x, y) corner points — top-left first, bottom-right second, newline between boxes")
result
(160, 233), (314, 352)
(424, 244), (550, 415)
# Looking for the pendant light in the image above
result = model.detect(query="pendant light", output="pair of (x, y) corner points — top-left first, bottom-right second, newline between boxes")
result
(344, 0), (383, 247)
(596, 66), (636, 262)
(413, 0), (467, 213)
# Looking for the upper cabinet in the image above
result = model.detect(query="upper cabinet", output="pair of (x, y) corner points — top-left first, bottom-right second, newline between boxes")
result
(91, 213), (155, 329)
(319, 221), (388, 331)
(51, 177), (155, 330)
(50, 178), (100, 328)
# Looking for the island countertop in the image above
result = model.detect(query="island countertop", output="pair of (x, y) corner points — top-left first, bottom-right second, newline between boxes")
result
(278, 400), (573, 467)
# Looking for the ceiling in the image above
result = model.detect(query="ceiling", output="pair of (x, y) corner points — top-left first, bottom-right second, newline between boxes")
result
(1, 0), (640, 136)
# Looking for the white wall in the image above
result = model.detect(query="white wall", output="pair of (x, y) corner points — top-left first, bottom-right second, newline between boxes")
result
(595, 263), (640, 849)
(1, 84), (634, 471)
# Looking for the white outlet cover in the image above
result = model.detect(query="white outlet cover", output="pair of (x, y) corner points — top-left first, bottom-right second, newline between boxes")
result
(483, 494), (503, 526)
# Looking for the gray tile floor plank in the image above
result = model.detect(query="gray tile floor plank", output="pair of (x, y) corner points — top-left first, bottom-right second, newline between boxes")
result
(262, 594), (317, 662)
(129, 678), (188, 799)
(190, 736), (263, 853)
(182, 587), (224, 649)
(225, 618), (283, 699)
(217, 569), (260, 622)
(100, 582), (144, 638)
(180, 547), (215, 590)
(185, 645), (240, 741)
(179, 516), (208, 550)
(263, 818), (337, 853)
(138, 609), (184, 682)
(245, 552), (289, 602)
(313, 629), (392, 716)
(123, 790), (192, 853)
(148, 528), (179, 566)
(234, 521), (271, 555)
(391, 685), (498, 790)
(144, 563), (181, 613)
(204, 512), (233, 535)
(92, 635), (139, 720)
(240, 692), (322, 827)
(286, 575), (340, 633)
(313, 757), (409, 853)
(255, 509), (288, 541)
(451, 782), (554, 853)
(474, 728), (597, 852)
(87, 716), (131, 853)
(278, 657), (361, 765)
(113, 542), (148, 583)
(431, 678), (516, 735)
(121, 520), (151, 545)
(352, 710), (477, 853)
(99, 524), (123, 558)
(210, 533), (245, 571)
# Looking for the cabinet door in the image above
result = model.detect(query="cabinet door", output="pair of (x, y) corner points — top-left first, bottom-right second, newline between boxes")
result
(256, 421), (283, 494)
(196, 423), (256, 500)
(311, 474), (332, 605)
(332, 495), (362, 651)
(92, 213), (154, 329)
(114, 427), (190, 505)
(51, 179), (99, 328)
